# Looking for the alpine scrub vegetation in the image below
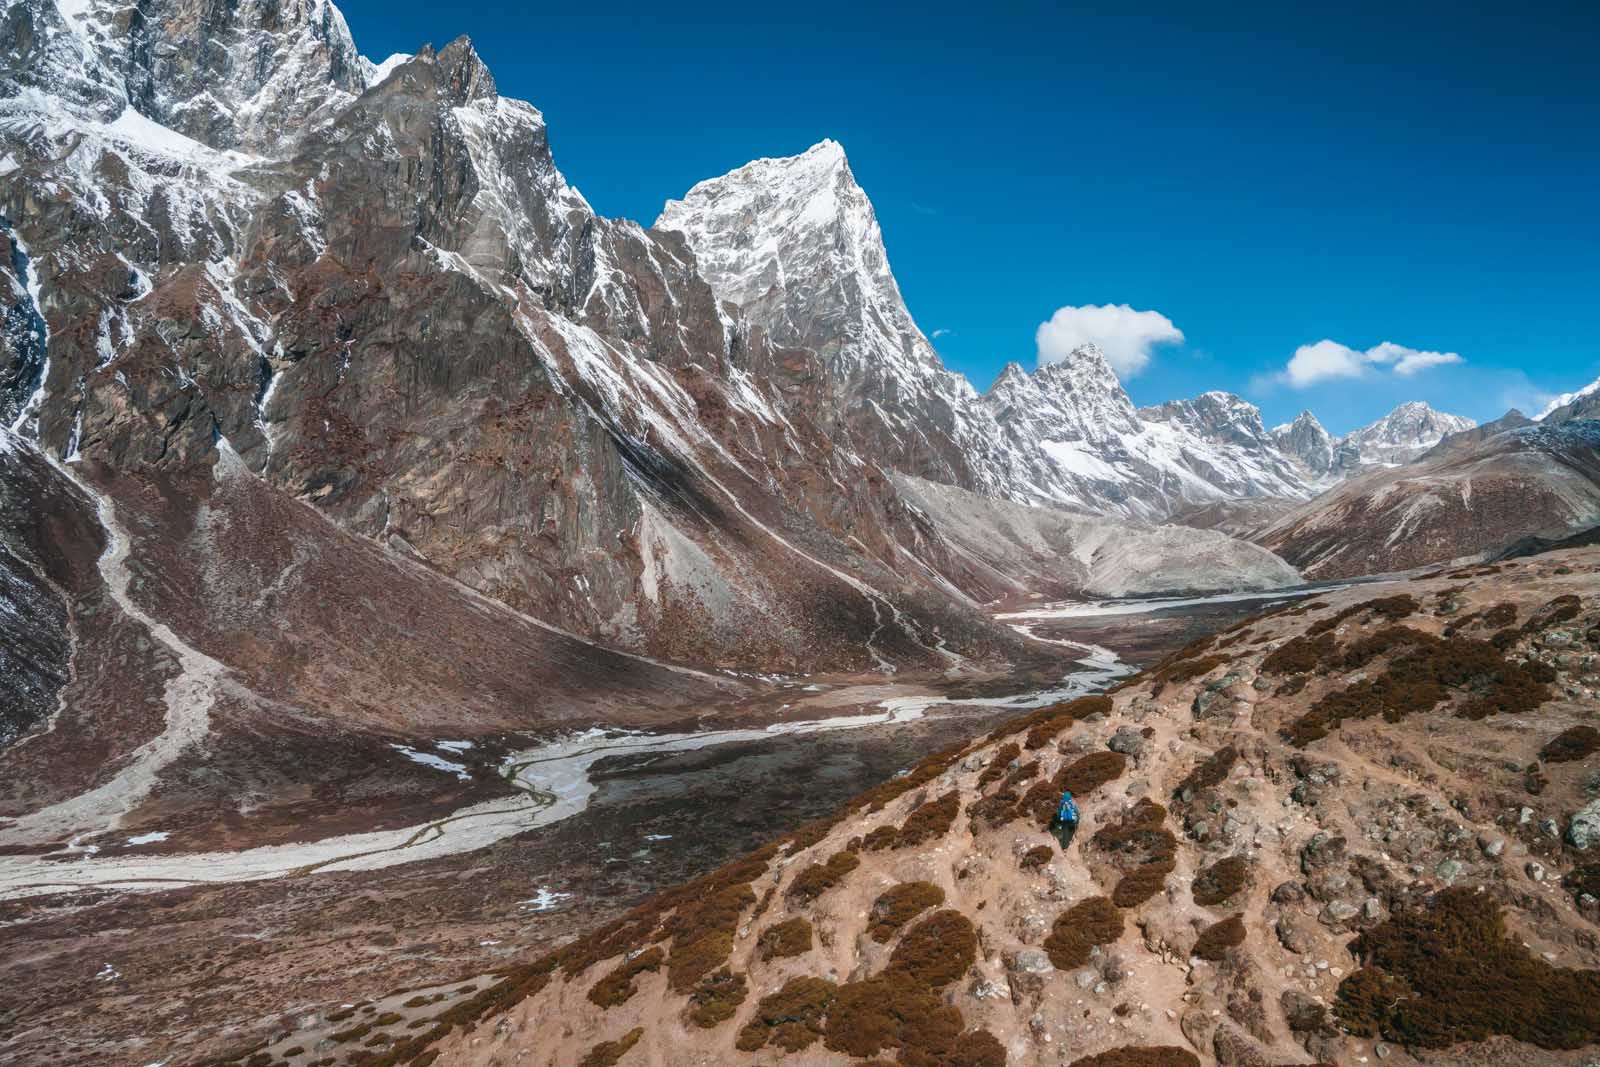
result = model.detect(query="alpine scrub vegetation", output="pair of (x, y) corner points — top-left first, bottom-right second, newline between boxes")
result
(1336, 888), (1600, 1049)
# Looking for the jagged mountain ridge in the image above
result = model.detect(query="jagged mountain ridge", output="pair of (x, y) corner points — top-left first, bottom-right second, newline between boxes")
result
(0, 0), (1304, 686)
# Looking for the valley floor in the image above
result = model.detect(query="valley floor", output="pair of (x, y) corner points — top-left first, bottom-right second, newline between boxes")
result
(0, 594), (1273, 1065)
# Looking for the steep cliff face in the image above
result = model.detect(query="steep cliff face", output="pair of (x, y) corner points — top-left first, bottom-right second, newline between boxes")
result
(1269, 410), (1339, 476)
(0, 0), (1307, 679)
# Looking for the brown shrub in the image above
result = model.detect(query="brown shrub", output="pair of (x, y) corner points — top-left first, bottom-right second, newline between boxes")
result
(868, 882), (946, 943)
(1174, 745), (1238, 801)
(577, 1027), (643, 1067)
(1002, 759), (1040, 789)
(1007, 695), (1112, 749)
(897, 791), (960, 847)
(587, 947), (664, 1008)
(1192, 914), (1246, 961)
(787, 850), (860, 905)
(736, 976), (836, 1053)
(1043, 896), (1123, 969)
(1306, 594), (1419, 637)
(1056, 751), (1128, 801)
(1260, 633), (1336, 675)
(1150, 654), (1231, 697)
(1541, 726), (1600, 764)
(976, 743), (1021, 789)
(1020, 844), (1053, 870)
(757, 917), (813, 961)
(1191, 855), (1249, 906)
(966, 788), (1021, 832)
(1285, 630), (1551, 747)
(862, 824), (900, 851)
(664, 881), (755, 992)
(888, 910), (977, 988)
(1067, 1048), (1201, 1067)
(1483, 602), (1518, 628)
(1090, 799), (1177, 908)
(1522, 594), (1582, 634)
(823, 975), (948, 1059)
(1335, 887), (1600, 1048)
(685, 968), (746, 1028)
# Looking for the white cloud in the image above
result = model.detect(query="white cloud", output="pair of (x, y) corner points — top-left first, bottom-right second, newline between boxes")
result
(1281, 339), (1463, 388)
(931, 327), (952, 339)
(1035, 304), (1184, 379)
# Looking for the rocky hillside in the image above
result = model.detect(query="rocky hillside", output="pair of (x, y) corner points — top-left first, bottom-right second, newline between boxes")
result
(1256, 421), (1600, 579)
(246, 547), (1600, 1067)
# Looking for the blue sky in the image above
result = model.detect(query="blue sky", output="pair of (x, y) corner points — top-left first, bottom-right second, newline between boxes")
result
(338, 1), (1599, 434)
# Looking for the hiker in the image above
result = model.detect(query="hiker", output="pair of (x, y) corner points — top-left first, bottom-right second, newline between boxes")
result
(1051, 789), (1080, 849)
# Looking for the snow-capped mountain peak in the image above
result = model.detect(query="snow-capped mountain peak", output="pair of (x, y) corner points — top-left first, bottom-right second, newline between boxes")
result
(1538, 375), (1600, 421)
(1339, 401), (1475, 466)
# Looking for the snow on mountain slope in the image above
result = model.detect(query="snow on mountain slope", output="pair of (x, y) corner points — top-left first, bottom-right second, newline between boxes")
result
(1540, 374), (1600, 422)
(656, 140), (991, 489)
(1269, 409), (1340, 476)
(656, 146), (1329, 520)
(1337, 400), (1475, 467)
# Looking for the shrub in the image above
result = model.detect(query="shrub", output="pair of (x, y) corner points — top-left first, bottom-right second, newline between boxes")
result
(577, 1026), (643, 1067)
(1002, 759), (1040, 789)
(587, 947), (664, 1008)
(1067, 1048), (1201, 1067)
(1007, 696), (1112, 749)
(897, 791), (960, 847)
(1306, 594), (1419, 637)
(1334, 887), (1600, 1048)
(1020, 844), (1053, 870)
(757, 917), (813, 961)
(1260, 633), (1336, 675)
(1192, 914), (1246, 961)
(736, 977), (836, 1053)
(1285, 630), (1551, 747)
(686, 968), (746, 1028)
(887, 910), (977, 988)
(787, 851), (859, 905)
(1192, 855), (1249, 905)
(1056, 751), (1128, 802)
(862, 825), (900, 850)
(664, 882), (756, 992)
(823, 974), (949, 1059)
(1043, 896), (1123, 969)
(1523, 594), (1582, 634)
(1542, 726), (1600, 764)
(868, 882), (946, 943)
(1090, 800), (1177, 908)
(976, 743), (1021, 789)
(1150, 654), (1231, 697)
(1174, 745), (1238, 800)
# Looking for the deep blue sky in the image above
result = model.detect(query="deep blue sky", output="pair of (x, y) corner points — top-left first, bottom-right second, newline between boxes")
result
(339, 1), (1599, 433)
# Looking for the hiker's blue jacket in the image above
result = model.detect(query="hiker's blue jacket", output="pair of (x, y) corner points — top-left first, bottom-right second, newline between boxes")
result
(1055, 790), (1079, 826)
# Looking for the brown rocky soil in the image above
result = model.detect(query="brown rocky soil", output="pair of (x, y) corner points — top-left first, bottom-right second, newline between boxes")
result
(287, 548), (1600, 1067)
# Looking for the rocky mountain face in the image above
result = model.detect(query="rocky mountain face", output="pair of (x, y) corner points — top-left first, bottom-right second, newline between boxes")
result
(1269, 410), (1340, 477)
(1336, 400), (1476, 467)
(0, 0), (1316, 698)
(1256, 420), (1600, 578)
